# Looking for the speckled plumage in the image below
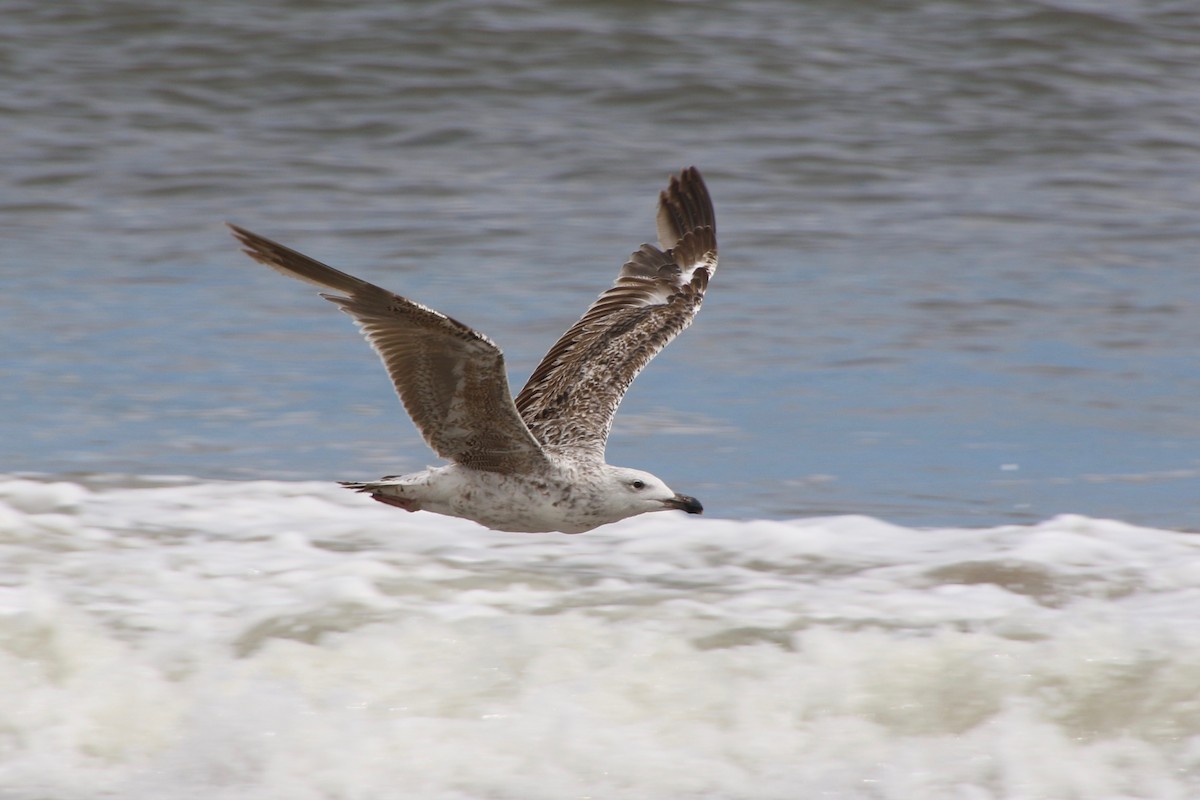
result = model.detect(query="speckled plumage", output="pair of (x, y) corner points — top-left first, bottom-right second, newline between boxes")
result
(229, 167), (718, 533)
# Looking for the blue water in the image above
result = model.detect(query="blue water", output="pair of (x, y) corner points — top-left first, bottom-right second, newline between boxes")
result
(4, 0), (1200, 527)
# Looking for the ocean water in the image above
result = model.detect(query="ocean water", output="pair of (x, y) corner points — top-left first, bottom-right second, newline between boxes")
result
(3, 0), (1200, 796)
(4, 0), (1200, 527)
(2, 476), (1200, 799)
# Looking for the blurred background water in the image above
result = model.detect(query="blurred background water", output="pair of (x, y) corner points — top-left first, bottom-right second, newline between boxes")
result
(4, 0), (1200, 528)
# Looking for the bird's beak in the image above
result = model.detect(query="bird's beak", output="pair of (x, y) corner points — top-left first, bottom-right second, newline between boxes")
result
(664, 493), (703, 515)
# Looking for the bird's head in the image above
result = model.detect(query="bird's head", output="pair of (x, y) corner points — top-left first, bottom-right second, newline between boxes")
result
(597, 466), (704, 523)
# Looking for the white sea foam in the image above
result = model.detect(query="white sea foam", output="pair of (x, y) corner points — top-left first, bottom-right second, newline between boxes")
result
(1, 475), (1199, 799)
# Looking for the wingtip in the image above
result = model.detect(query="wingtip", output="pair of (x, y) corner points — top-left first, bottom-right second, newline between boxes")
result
(677, 165), (701, 184)
(656, 166), (716, 251)
(225, 221), (252, 241)
(226, 222), (261, 262)
(227, 223), (375, 295)
(227, 224), (279, 276)
(226, 222), (266, 260)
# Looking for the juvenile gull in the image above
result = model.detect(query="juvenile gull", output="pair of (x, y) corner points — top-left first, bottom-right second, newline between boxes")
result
(229, 167), (717, 533)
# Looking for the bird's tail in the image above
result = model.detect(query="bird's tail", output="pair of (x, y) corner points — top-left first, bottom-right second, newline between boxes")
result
(339, 480), (421, 512)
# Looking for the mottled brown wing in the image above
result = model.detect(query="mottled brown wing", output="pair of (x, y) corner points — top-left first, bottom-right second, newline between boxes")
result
(513, 167), (718, 461)
(228, 224), (549, 474)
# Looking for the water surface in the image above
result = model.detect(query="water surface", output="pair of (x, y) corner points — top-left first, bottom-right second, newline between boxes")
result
(4, 0), (1200, 527)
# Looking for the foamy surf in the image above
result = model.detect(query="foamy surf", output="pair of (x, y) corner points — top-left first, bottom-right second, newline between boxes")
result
(1, 475), (1198, 799)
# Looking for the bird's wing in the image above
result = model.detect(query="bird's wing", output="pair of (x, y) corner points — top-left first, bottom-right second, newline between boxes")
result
(513, 167), (718, 461)
(229, 224), (550, 475)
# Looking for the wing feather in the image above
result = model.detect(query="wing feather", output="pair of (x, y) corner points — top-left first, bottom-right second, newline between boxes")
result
(228, 224), (549, 474)
(514, 167), (718, 460)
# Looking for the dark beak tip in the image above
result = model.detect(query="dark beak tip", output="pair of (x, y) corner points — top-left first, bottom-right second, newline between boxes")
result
(670, 494), (703, 515)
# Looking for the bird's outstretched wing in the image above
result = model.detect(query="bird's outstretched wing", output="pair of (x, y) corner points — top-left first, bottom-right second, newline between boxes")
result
(513, 167), (718, 461)
(229, 224), (549, 474)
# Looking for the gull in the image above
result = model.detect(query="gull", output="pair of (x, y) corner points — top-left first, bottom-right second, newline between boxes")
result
(229, 167), (718, 533)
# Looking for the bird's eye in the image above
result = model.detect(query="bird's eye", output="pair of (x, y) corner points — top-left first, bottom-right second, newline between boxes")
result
(631, 480), (646, 490)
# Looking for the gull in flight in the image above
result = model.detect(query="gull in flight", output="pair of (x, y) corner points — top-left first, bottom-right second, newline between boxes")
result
(229, 167), (718, 533)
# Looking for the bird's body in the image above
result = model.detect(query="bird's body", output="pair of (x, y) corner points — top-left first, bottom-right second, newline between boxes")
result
(230, 167), (717, 533)
(346, 458), (700, 534)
